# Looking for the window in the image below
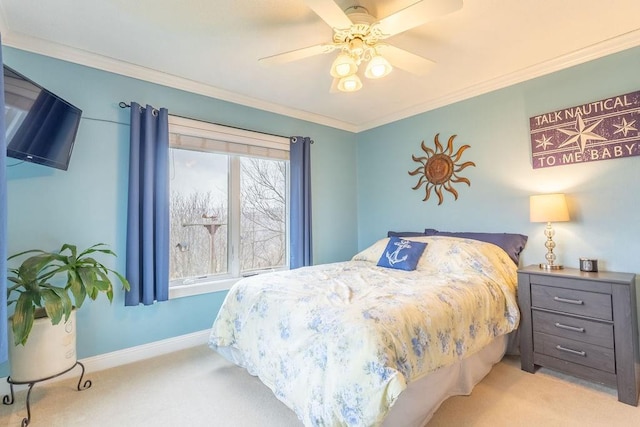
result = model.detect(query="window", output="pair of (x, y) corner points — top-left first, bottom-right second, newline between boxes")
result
(167, 116), (289, 298)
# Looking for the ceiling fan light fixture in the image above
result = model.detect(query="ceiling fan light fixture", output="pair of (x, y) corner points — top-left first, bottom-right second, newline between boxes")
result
(349, 38), (365, 56)
(330, 53), (358, 78)
(365, 55), (392, 79)
(337, 74), (362, 92)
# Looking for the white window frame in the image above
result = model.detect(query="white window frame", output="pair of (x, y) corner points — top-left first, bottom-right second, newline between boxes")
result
(167, 115), (290, 299)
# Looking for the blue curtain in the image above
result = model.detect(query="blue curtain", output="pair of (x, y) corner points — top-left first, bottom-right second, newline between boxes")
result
(125, 102), (170, 306)
(289, 136), (313, 268)
(0, 36), (8, 362)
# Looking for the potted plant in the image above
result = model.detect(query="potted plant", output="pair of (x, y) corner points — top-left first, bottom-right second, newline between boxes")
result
(6, 242), (130, 382)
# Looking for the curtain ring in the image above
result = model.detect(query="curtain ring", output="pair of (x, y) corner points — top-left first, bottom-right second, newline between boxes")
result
(290, 137), (313, 144)
(119, 101), (158, 116)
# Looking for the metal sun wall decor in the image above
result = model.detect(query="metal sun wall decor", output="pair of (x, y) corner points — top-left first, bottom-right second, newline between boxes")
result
(409, 133), (475, 205)
(530, 90), (640, 169)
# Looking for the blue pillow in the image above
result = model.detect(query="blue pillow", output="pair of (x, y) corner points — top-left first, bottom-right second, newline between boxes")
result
(423, 229), (527, 265)
(387, 231), (427, 237)
(377, 237), (428, 271)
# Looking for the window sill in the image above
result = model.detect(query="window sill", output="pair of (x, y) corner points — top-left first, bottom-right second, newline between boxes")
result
(168, 267), (288, 299)
(169, 277), (239, 299)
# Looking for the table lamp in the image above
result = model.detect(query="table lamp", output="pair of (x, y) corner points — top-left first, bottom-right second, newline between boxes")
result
(530, 193), (570, 270)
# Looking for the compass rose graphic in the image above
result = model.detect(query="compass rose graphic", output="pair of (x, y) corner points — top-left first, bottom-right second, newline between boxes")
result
(613, 117), (637, 137)
(557, 115), (607, 153)
(535, 134), (553, 150)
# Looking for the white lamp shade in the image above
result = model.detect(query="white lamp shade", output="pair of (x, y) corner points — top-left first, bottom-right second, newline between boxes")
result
(330, 53), (357, 78)
(530, 193), (570, 223)
(337, 74), (363, 92)
(365, 55), (393, 79)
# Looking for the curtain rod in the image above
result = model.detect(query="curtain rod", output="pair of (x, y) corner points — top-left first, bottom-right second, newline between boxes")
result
(118, 101), (309, 142)
(119, 101), (158, 116)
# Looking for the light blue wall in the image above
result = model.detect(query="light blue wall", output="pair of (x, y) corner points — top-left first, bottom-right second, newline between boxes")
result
(3, 43), (640, 376)
(1, 47), (358, 375)
(357, 46), (640, 276)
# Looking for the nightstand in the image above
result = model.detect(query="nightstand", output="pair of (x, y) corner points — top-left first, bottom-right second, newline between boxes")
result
(518, 265), (640, 406)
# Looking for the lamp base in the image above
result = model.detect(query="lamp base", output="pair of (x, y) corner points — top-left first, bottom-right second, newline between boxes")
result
(540, 263), (563, 270)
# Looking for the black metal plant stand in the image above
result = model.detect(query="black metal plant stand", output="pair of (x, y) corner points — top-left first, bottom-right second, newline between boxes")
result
(3, 361), (91, 427)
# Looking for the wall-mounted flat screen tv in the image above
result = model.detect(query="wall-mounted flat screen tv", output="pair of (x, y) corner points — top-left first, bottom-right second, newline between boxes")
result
(3, 65), (82, 171)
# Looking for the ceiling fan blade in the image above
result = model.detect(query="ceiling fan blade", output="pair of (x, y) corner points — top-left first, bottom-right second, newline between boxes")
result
(304, 0), (353, 29)
(377, 44), (435, 76)
(259, 43), (337, 65)
(376, 0), (463, 37)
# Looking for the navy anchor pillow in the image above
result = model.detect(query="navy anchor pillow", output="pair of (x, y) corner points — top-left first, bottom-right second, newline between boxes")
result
(377, 237), (428, 271)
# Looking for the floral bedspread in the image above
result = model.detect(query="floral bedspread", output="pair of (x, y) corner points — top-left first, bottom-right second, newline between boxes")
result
(209, 237), (519, 427)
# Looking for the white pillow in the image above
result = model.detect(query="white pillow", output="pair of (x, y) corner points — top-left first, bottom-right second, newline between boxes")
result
(351, 238), (390, 263)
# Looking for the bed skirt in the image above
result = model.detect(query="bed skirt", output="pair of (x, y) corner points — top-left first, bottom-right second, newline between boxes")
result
(382, 333), (508, 427)
(215, 333), (509, 427)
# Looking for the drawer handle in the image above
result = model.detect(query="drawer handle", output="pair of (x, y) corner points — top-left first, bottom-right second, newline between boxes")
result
(553, 296), (584, 305)
(554, 322), (585, 333)
(556, 345), (586, 357)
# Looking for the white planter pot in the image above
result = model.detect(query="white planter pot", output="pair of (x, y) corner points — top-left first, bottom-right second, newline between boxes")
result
(8, 309), (77, 383)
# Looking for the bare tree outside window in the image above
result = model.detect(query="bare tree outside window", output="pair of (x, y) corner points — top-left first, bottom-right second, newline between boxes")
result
(240, 157), (286, 272)
(169, 149), (228, 284)
(170, 191), (228, 280)
(169, 148), (287, 286)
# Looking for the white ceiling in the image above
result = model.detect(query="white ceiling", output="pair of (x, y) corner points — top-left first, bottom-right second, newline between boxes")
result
(1, 0), (639, 133)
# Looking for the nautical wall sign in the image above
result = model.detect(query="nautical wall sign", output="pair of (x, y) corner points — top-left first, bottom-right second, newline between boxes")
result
(530, 90), (639, 169)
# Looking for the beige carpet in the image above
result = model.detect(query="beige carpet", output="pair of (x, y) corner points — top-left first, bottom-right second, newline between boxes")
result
(0, 346), (638, 426)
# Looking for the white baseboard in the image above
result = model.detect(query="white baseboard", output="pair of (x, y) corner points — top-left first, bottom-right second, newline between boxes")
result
(1, 329), (211, 395)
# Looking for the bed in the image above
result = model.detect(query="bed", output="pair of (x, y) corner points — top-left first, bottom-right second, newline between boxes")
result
(209, 235), (524, 426)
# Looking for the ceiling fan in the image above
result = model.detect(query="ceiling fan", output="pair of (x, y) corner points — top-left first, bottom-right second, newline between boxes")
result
(259, 0), (463, 92)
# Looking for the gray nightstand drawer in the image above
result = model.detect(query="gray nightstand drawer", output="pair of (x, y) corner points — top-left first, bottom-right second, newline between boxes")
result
(519, 266), (639, 405)
(533, 332), (615, 373)
(532, 310), (614, 348)
(531, 284), (612, 320)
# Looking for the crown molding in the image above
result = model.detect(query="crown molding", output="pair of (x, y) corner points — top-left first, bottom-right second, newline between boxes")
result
(356, 29), (640, 132)
(1, 30), (359, 133)
(2, 27), (639, 134)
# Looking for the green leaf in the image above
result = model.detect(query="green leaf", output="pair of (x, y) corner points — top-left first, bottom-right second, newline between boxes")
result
(94, 280), (113, 293)
(67, 270), (87, 308)
(12, 293), (35, 346)
(17, 253), (59, 285)
(111, 270), (131, 291)
(41, 288), (65, 325)
(8, 248), (46, 261)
